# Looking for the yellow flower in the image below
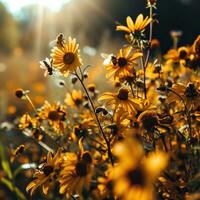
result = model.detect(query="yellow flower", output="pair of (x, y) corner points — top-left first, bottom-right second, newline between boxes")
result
(38, 101), (67, 135)
(19, 113), (38, 129)
(164, 46), (190, 65)
(51, 37), (82, 76)
(192, 34), (200, 56)
(167, 82), (200, 110)
(98, 88), (142, 115)
(59, 151), (93, 198)
(116, 14), (152, 34)
(109, 108), (133, 139)
(26, 150), (62, 195)
(96, 166), (114, 199)
(65, 90), (84, 107)
(104, 46), (142, 81)
(111, 137), (168, 200)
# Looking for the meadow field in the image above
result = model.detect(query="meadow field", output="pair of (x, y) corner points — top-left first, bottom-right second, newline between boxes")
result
(0, 0), (199, 199)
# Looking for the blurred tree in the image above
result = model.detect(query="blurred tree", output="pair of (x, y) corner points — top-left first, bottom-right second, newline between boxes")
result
(0, 3), (19, 54)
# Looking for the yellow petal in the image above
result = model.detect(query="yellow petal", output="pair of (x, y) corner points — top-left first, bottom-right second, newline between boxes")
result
(126, 16), (135, 31)
(135, 14), (144, 30)
(116, 25), (131, 33)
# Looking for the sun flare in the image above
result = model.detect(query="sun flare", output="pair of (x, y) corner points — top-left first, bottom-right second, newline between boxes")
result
(2, 0), (72, 12)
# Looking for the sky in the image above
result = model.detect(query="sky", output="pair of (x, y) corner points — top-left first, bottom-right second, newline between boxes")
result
(0, 0), (72, 12)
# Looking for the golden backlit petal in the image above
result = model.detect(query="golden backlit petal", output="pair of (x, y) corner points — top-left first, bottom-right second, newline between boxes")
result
(129, 52), (143, 61)
(144, 151), (168, 180)
(135, 14), (144, 30)
(116, 25), (131, 33)
(98, 93), (115, 101)
(47, 152), (53, 164)
(42, 183), (49, 195)
(26, 181), (37, 192)
(114, 177), (130, 196)
(122, 45), (132, 58)
(126, 16), (135, 31)
(142, 17), (152, 29)
(51, 47), (64, 55)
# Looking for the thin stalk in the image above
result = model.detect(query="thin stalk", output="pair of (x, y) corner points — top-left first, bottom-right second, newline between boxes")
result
(143, 6), (153, 99)
(144, 6), (153, 68)
(161, 135), (168, 152)
(168, 89), (192, 138)
(74, 70), (114, 166)
(129, 83), (135, 97)
(24, 94), (38, 114)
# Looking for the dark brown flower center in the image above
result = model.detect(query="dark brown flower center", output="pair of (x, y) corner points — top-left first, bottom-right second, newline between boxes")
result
(74, 99), (83, 106)
(118, 57), (127, 67)
(127, 167), (146, 187)
(82, 152), (92, 164)
(48, 111), (60, 121)
(75, 161), (88, 177)
(15, 89), (24, 99)
(117, 88), (129, 100)
(74, 126), (87, 138)
(179, 50), (187, 59)
(63, 52), (75, 65)
(148, 0), (156, 5)
(184, 83), (199, 98)
(138, 111), (158, 131)
(43, 165), (54, 176)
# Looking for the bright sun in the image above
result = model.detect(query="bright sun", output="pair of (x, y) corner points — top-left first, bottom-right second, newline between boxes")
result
(2, 0), (72, 12)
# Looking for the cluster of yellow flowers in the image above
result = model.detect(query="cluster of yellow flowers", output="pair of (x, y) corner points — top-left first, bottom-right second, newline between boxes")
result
(10, 0), (200, 199)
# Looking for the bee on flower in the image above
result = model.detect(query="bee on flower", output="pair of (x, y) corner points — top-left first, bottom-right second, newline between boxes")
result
(51, 37), (82, 76)
(103, 46), (142, 81)
(98, 88), (142, 116)
(26, 149), (62, 196)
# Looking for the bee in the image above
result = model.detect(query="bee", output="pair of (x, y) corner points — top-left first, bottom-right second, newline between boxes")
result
(37, 159), (54, 176)
(10, 144), (26, 163)
(40, 58), (53, 77)
(111, 56), (118, 66)
(56, 33), (65, 48)
(49, 33), (65, 48)
(101, 53), (115, 65)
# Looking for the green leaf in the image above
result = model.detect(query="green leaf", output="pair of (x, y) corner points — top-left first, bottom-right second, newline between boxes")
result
(0, 177), (14, 191)
(14, 187), (26, 200)
(1, 178), (26, 200)
(0, 142), (13, 179)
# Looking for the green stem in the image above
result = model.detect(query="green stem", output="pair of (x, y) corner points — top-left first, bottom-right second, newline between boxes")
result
(75, 70), (114, 166)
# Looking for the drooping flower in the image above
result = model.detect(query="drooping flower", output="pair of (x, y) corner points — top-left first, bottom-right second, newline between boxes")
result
(65, 90), (84, 107)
